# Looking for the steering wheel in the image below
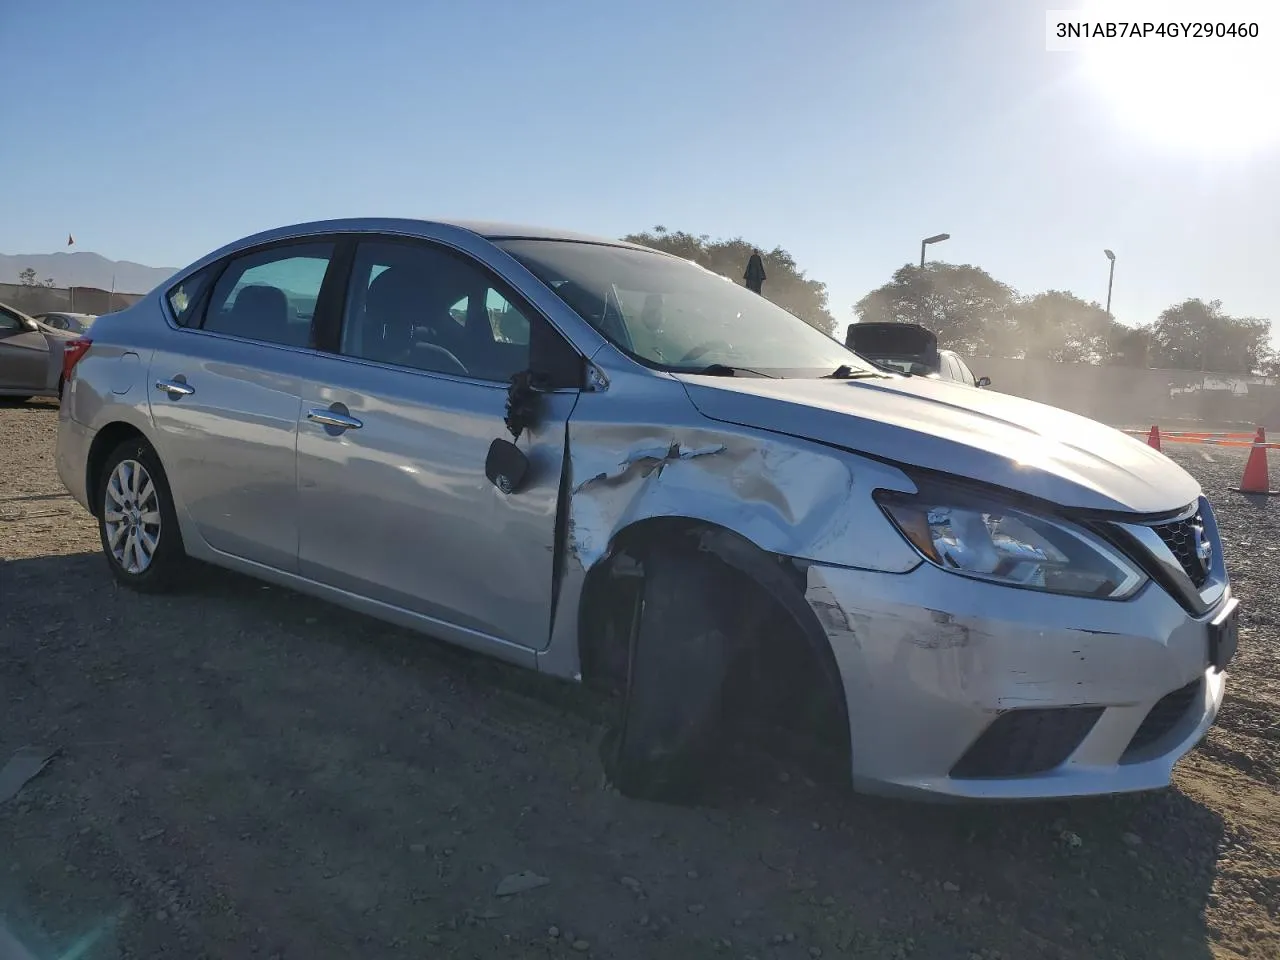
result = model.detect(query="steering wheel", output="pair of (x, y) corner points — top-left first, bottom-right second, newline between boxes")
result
(410, 342), (469, 377)
(678, 340), (733, 365)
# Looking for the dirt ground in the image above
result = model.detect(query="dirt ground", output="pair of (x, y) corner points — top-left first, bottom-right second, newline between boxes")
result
(1, 400), (1277, 960)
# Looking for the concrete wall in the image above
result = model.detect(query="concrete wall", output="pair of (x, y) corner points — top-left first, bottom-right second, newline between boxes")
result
(0, 283), (144, 317)
(970, 356), (1280, 430)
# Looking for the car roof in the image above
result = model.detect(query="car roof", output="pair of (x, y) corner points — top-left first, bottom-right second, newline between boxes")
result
(226, 217), (657, 253)
(167, 217), (680, 293)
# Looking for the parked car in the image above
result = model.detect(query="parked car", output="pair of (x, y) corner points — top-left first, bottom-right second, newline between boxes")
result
(846, 321), (991, 388)
(33, 311), (97, 334)
(0, 300), (77, 401)
(56, 218), (1235, 802)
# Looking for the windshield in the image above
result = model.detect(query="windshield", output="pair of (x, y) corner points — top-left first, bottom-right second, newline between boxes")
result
(496, 239), (878, 377)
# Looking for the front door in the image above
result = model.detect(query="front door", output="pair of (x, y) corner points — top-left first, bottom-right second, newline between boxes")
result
(0, 307), (53, 393)
(147, 241), (339, 570)
(296, 237), (578, 650)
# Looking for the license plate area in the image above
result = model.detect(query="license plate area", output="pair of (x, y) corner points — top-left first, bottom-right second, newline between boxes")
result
(1209, 598), (1240, 672)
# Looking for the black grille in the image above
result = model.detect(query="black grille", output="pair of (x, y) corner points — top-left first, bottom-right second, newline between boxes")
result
(1123, 678), (1202, 758)
(951, 707), (1104, 779)
(1154, 513), (1210, 587)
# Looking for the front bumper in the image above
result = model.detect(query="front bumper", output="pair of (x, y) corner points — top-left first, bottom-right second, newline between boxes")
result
(807, 562), (1228, 800)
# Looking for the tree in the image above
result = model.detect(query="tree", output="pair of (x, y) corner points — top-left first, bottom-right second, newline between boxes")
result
(852, 263), (1016, 356)
(1012, 290), (1114, 362)
(624, 227), (837, 336)
(1103, 323), (1153, 368)
(18, 267), (37, 286)
(1147, 298), (1273, 373)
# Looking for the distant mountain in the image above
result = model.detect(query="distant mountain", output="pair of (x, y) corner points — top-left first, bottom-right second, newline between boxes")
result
(0, 251), (178, 294)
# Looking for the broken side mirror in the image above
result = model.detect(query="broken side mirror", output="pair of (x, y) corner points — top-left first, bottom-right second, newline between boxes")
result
(488, 370), (542, 495)
(486, 438), (529, 495)
(976, 376), (992, 388)
(504, 369), (545, 441)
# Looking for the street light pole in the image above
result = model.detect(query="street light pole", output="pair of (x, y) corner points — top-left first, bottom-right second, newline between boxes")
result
(920, 233), (950, 269)
(1104, 248), (1116, 317)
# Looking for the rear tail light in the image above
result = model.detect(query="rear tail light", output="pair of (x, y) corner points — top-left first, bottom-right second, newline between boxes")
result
(62, 338), (93, 382)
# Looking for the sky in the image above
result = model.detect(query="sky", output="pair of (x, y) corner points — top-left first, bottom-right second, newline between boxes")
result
(3, 0), (1280, 333)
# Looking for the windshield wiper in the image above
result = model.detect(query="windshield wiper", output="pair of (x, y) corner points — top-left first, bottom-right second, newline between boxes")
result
(692, 363), (776, 378)
(822, 364), (883, 380)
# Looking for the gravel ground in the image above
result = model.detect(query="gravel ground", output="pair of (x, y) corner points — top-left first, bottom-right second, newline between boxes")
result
(1, 400), (1277, 960)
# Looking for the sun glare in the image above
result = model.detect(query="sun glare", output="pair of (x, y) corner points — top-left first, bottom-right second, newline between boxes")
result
(1074, 1), (1280, 155)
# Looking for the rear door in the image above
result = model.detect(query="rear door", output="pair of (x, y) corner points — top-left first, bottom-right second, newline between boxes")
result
(147, 240), (340, 571)
(295, 235), (580, 650)
(0, 306), (53, 392)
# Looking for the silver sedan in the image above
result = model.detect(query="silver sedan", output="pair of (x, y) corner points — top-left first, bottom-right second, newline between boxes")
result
(1, 301), (77, 401)
(55, 218), (1236, 802)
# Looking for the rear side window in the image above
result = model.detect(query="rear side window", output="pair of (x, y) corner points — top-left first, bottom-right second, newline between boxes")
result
(202, 242), (335, 348)
(166, 269), (215, 327)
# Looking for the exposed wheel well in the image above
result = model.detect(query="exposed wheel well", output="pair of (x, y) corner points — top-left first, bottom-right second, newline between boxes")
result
(579, 517), (852, 786)
(85, 422), (146, 518)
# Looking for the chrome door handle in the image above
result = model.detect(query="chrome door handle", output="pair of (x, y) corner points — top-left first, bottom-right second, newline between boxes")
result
(307, 408), (363, 430)
(154, 379), (194, 397)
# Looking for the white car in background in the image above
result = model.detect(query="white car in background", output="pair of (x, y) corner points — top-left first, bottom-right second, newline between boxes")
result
(33, 311), (97, 335)
(846, 321), (991, 388)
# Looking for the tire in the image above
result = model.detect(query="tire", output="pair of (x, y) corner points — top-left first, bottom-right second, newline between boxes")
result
(95, 437), (189, 592)
(602, 547), (737, 802)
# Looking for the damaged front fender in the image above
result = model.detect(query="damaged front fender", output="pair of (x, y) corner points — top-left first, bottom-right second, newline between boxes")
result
(565, 423), (921, 575)
(537, 383), (923, 679)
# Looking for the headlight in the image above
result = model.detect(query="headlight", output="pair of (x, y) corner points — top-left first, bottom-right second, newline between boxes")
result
(875, 484), (1146, 599)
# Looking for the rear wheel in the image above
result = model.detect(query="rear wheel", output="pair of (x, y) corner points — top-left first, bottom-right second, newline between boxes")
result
(96, 438), (189, 592)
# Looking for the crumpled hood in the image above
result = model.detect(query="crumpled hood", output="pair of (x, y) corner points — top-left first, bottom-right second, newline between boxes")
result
(676, 373), (1199, 514)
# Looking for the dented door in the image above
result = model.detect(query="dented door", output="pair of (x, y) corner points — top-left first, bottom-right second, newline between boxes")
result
(296, 356), (575, 650)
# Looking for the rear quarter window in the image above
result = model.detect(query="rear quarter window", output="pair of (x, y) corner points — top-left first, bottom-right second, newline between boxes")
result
(166, 268), (216, 327)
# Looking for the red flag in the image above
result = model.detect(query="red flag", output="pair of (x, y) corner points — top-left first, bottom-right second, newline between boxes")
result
(67, 233), (75, 246)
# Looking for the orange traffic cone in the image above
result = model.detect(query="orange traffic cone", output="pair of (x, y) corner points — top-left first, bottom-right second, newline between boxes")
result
(1146, 425), (1162, 451)
(1235, 427), (1279, 495)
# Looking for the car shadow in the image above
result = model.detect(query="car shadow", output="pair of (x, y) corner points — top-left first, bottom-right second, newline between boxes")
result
(1, 551), (1227, 960)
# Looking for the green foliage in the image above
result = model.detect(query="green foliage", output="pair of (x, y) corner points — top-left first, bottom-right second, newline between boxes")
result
(853, 263), (1016, 356)
(1014, 290), (1114, 363)
(854, 263), (1274, 373)
(1147, 299), (1272, 374)
(624, 226), (837, 336)
(622, 228), (1272, 372)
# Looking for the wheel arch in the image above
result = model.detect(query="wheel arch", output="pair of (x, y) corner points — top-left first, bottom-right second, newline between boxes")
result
(85, 421), (148, 518)
(578, 514), (853, 783)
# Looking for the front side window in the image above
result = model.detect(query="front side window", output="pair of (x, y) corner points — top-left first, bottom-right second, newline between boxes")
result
(202, 242), (334, 347)
(339, 240), (532, 382)
(497, 239), (875, 378)
(0, 308), (24, 333)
